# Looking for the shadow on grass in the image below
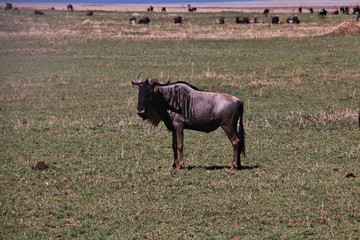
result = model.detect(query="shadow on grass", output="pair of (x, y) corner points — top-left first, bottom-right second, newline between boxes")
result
(186, 164), (260, 171)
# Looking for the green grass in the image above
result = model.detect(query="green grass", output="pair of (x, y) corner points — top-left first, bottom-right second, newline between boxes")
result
(1, 9), (359, 239)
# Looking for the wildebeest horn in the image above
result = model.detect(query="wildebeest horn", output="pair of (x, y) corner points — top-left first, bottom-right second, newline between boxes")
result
(135, 72), (143, 84)
(150, 74), (171, 86)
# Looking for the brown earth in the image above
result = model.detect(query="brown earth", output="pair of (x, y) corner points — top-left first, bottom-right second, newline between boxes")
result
(331, 22), (360, 35)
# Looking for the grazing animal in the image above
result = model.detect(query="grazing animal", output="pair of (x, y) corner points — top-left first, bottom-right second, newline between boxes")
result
(34, 10), (44, 15)
(298, 7), (302, 13)
(161, 7), (166, 12)
(235, 17), (250, 24)
(272, 16), (281, 24)
(138, 17), (150, 24)
(173, 16), (182, 24)
(216, 17), (225, 24)
(309, 8), (313, 14)
(87, 11), (93, 16)
(263, 8), (270, 16)
(251, 17), (263, 23)
(319, 8), (328, 18)
(4, 3), (12, 11)
(287, 16), (300, 24)
(129, 17), (136, 24)
(353, 6), (360, 14)
(67, 4), (73, 11)
(131, 73), (246, 170)
(147, 5), (153, 12)
(333, 9), (339, 15)
(188, 6), (197, 12)
(13, 7), (19, 13)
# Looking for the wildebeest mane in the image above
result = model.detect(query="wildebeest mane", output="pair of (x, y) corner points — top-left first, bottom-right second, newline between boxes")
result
(169, 81), (202, 91)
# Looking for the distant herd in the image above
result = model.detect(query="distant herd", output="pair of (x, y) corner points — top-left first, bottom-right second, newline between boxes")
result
(3, 2), (360, 24)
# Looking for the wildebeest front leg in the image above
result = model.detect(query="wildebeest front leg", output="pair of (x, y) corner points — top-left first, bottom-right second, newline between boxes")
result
(221, 125), (241, 170)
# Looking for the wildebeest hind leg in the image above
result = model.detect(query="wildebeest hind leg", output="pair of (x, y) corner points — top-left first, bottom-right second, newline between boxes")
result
(172, 131), (179, 168)
(221, 125), (241, 170)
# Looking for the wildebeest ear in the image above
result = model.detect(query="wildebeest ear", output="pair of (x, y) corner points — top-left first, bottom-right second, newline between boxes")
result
(154, 85), (159, 92)
(131, 81), (139, 89)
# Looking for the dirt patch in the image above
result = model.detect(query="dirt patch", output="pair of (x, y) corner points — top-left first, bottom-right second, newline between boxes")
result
(0, 48), (66, 55)
(330, 22), (360, 36)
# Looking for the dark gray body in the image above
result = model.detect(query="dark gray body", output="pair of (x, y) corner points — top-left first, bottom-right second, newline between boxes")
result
(132, 73), (245, 170)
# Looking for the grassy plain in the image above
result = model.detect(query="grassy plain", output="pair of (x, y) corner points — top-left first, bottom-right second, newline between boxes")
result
(1, 8), (359, 239)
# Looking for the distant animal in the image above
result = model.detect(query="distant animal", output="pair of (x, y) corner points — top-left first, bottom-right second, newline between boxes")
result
(34, 10), (44, 15)
(287, 16), (300, 24)
(251, 17), (263, 23)
(173, 16), (182, 24)
(131, 72), (246, 170)
(138, 17), (150, 24)
(161, 7), (166, 12)
(216, 17), (225, 24)
(13, 7), (19, 13)
(333, 9), (339, 15)
(235, 17), (250, 24)
(353, 6), (360, 14)
(309, 8), (313, 14)
(87, 11), (93, 16)
(340, 7), (345, 13)
(147, 5), (153, 12)
(298, 7), (302, 13)
(319, 8), (328, 17)
(51, 7), (55, 10)
(67, 4), (73, 11)
(4, 3), (12, 11)
(129, 17), (136, 24)
(272, 16), (281, 24)
(188, 7), (197, 12)
(263, 8), (270, 16)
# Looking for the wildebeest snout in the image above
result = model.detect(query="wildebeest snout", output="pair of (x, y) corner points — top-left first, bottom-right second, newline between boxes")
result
(137, 109), (147, 118)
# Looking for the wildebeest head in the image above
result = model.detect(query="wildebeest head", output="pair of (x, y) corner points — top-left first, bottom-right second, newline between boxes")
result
(131, 72), (170, 121)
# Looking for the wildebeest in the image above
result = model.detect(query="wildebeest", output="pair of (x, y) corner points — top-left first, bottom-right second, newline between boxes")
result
(4, 3), (12, 11)
(147, 5), (153, 12)
(129, 17), (136, 24)
(216, 17), (225, 24)
(333, 9), (339, 15)
(174, 16), (182, 24)
(67, 4), (73, 11)
(309, 8), (314, 14)
(272, 16), (281, 24)
(138, 17), (150, 24)
(263, 8), (270, 16)
(161, 7), (166, 12)
(188, 7), (197, 12)
(319, 8), (328, 17)
(235, 17), (250, 24)
(287, 16), (300, 24)
(87, 11), (93, 16)
(298, 7), (302, 13)
(354, 6), (360, 14)
(34, 10), (44, 15)
(131, 73), (246, 170)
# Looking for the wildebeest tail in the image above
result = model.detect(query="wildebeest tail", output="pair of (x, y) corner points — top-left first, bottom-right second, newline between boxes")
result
(238, 101), (246, 157)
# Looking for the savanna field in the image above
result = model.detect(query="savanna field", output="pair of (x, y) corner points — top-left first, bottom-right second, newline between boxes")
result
(0, 7), (359, 239)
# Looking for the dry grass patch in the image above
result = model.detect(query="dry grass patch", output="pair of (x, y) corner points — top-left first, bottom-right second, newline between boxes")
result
(0, 48), (66, 55)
